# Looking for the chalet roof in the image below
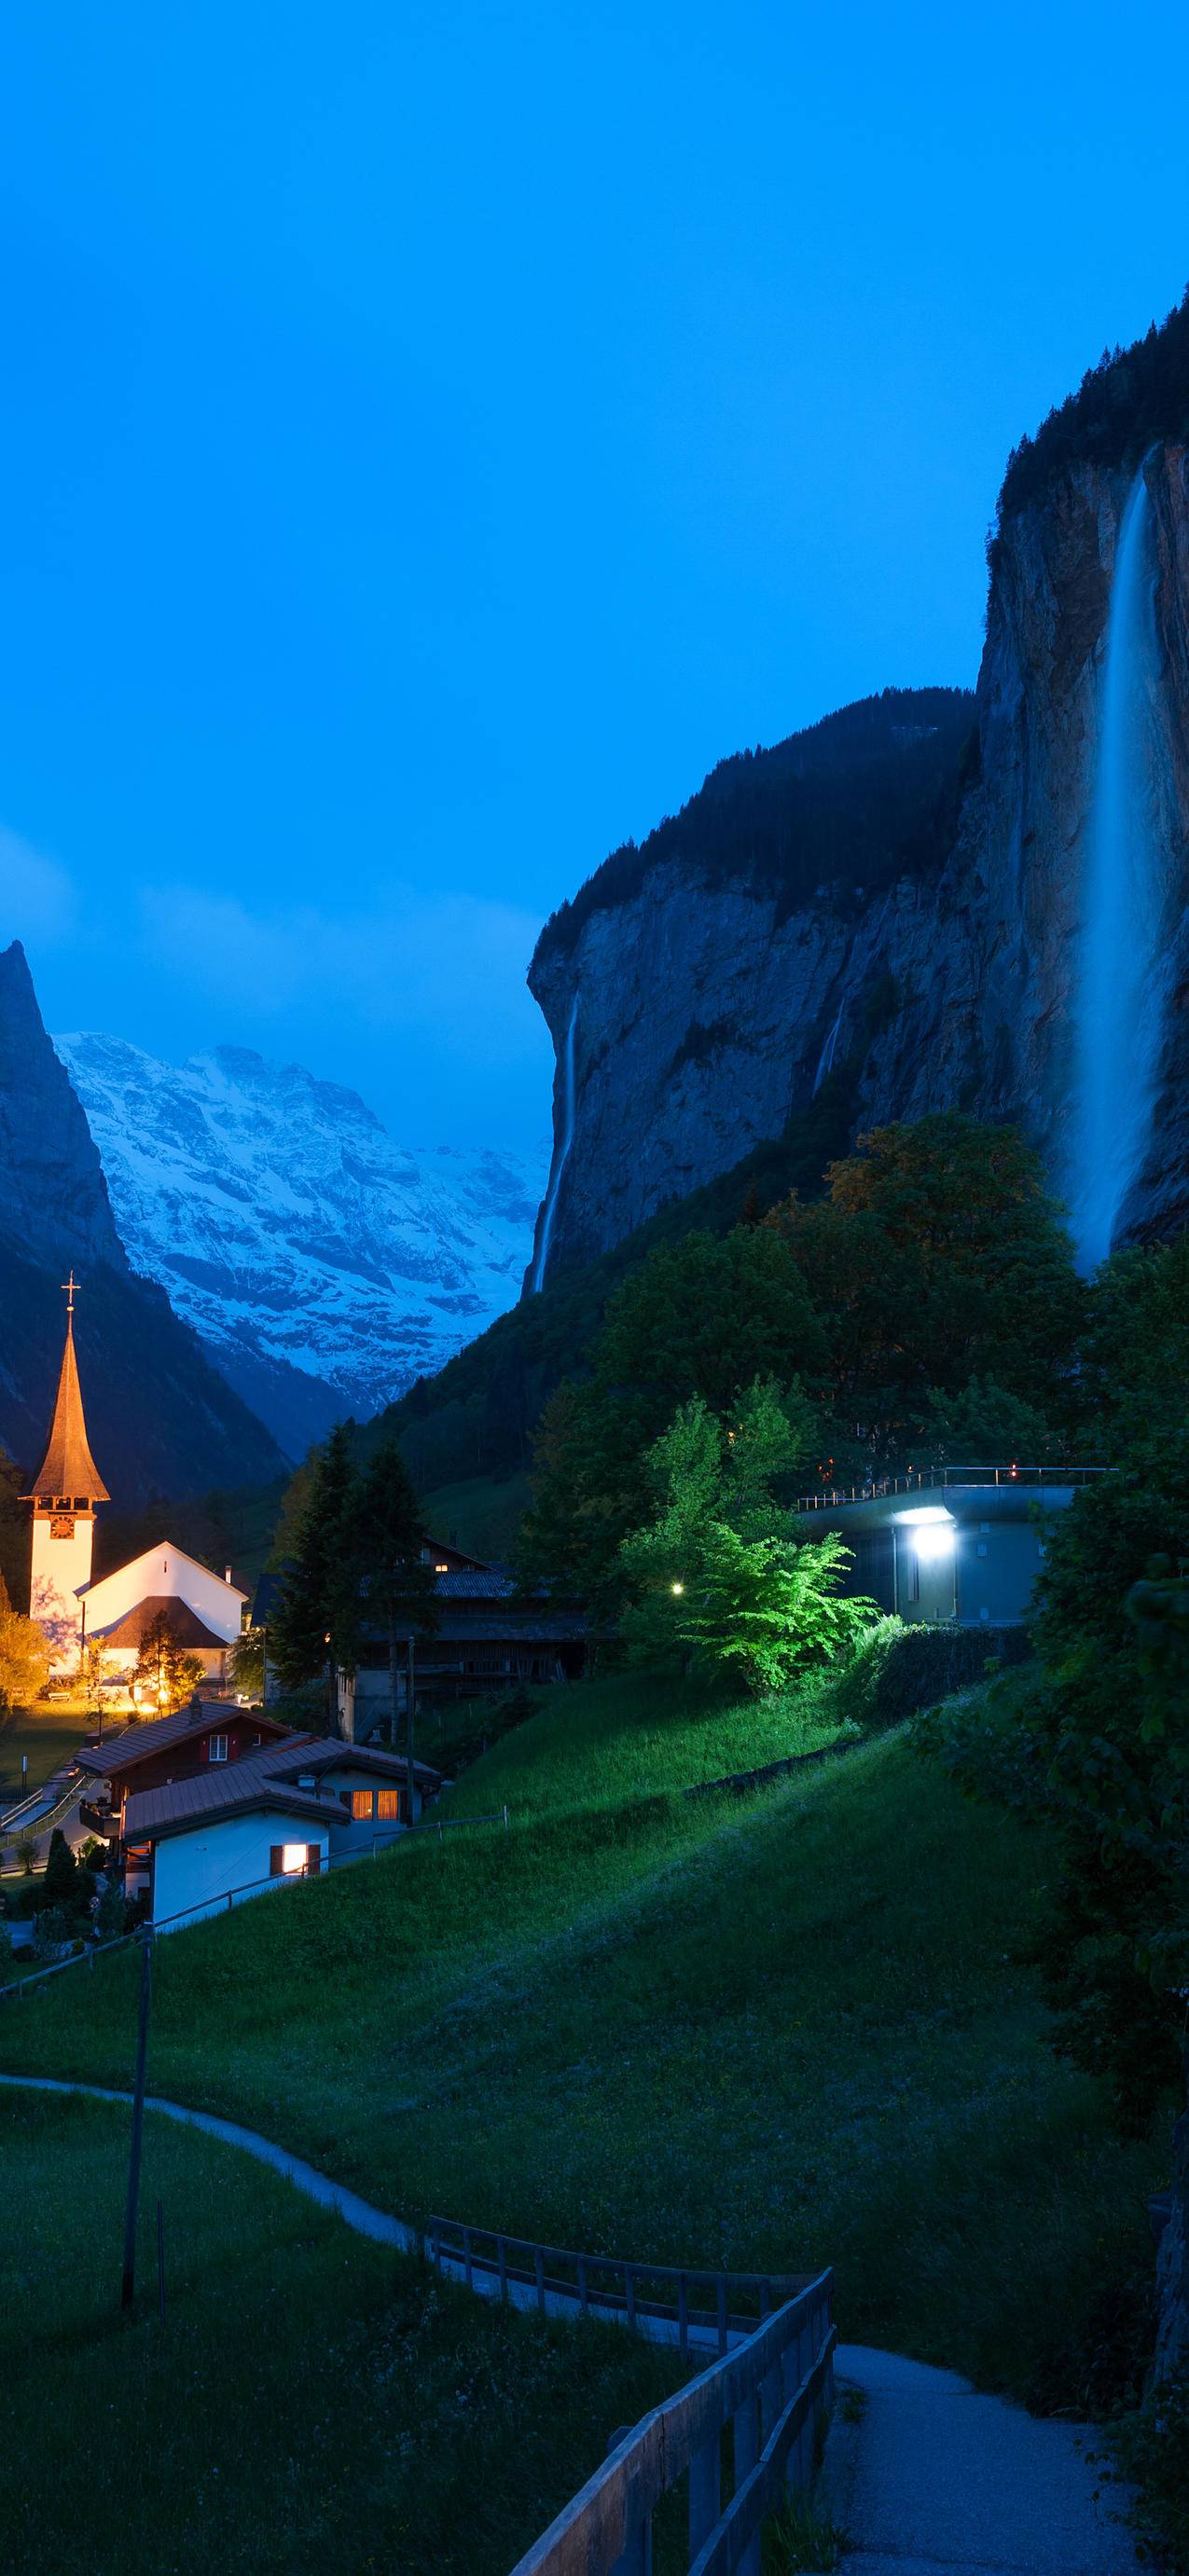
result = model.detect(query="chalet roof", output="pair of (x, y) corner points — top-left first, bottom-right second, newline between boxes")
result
(122, 1736), (442, 1842)
(24, 1312), (109, 1504)
(78, 1543), (249, 1604)
(123, 1759), (334, 1845)
(86, 1596), (233, 1651)
(256, 1736), (442, 1788)
(76, 1701), (293, 1781)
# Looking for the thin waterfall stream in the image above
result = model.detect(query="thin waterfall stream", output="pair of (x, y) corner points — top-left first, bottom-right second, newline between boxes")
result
(1069, 461), (1165, 1268)
(531, 997), (578, 1294)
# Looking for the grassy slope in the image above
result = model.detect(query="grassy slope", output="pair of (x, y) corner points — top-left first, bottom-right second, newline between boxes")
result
(0, 2087), (684, 2576)
(0, 1702), (90, 1798)
(0, 1676), (1157, 2405)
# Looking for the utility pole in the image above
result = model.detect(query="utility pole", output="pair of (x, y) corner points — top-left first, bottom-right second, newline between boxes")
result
(405, 1638), (415, 1824)
(121, 1934), (153, 2309)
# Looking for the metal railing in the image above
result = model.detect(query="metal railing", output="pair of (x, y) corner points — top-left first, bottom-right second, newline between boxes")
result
(508, 2270), (836, 2575)
(428, 2219), (809, 2354)
(796, 1462), (1106, 1511)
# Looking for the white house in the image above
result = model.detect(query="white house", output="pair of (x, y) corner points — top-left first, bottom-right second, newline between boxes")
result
(78, 1541), (247, 1682)
(121, 1736), (443, 1928)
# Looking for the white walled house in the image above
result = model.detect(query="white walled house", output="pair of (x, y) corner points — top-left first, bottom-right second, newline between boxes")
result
(78, 1542), (248, 1681)
(121, 1738), (443, 1927)
(122, 1770), (332, 1927)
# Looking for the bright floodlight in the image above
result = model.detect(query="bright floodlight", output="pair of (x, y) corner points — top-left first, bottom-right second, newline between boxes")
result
(913, 1522), (956, 1563)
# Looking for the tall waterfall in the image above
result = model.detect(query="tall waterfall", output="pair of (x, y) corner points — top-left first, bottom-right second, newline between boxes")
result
(1069, 463), (1164, 1270)
(531, 997), (578, 1294)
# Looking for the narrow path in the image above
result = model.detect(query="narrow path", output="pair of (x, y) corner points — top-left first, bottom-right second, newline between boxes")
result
(3, 2076), (1141, 2568)
(823, 2345), (1137, 2576)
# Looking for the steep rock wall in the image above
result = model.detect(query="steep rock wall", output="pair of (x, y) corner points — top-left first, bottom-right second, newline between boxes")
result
(527, 448), (1189, 1280)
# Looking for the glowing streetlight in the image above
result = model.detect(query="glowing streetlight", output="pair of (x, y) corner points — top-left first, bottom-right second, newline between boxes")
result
(671, 1581), (684, 1596)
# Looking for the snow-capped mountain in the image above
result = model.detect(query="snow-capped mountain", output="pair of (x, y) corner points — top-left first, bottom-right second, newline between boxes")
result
(56, 1034), (546, 1463)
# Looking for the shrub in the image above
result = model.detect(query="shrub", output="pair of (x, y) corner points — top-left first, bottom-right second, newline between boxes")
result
(1113, 2374), (1189, 2572)
(833, 1617), (1032, 1731)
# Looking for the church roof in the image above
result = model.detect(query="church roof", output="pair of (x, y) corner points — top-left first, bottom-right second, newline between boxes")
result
(86, 1595), (232, 1650)
(25, 1310), (109, 1504)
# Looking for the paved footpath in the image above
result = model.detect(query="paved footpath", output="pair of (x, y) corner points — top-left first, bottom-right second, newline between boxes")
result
(823, 2344), (1138, 2576)
(2, 2078), (1141, 2570)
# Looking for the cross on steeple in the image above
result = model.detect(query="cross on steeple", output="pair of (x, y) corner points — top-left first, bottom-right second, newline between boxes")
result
(62, 1270), (79, 1315)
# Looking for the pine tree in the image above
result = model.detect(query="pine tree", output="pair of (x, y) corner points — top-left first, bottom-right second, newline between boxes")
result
(356, 1433), (438, 1811)
(132, 1609), (204, 1715)
(268, 1424), (364, 1732)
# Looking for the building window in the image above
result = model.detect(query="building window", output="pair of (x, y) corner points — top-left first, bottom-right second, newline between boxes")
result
(272, 1842), (318, 1877)
(979, 1607), (990, 1621)
(435, 1562), (449, 1573)
(976, 1541), (988, 1559)
(907, 1552), (920, 1605)
(376, 1789), (401, 1821)
(979, 1521), (990, 1535)
(208, 1734), (228, 1764)
(350, 1789), (375, 1821)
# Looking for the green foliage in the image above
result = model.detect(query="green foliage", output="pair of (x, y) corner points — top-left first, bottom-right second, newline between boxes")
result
(994, 287), (1189, 552)
(43, 1827), (78, 1904)
(618, 1384), (874, 1692)
(1113, 2373), (1189, 2574)
(538, 687), (973, 958)
(268, 1423), (362, 1693)
(770, 1114), (1083, 1451)
(520, 1234), (823, 1601)
(94, 1875), (128, 1943)
(131, 1608), (204, 1716)
(229, 1624), (266, 1697)
(926, 1234), (1189, 2132)
(0, 1571), (50, 1712)
(834, 1617), (1032, 1732)
(920, 1374), (1058, 1467)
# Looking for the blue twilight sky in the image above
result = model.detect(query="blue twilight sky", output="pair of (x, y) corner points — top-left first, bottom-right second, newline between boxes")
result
(1, 2), (1187, 1154)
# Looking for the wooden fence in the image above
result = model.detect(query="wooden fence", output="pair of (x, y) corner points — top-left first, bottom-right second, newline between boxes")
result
(427, 2217), (809, 2352)
(506, 2269), (836, 2576)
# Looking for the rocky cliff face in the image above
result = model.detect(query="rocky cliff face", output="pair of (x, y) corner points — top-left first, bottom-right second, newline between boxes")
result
(0, 944), (286, 1500)
(0, 942), (126, 1273)
(526, 448), (1189, 1282)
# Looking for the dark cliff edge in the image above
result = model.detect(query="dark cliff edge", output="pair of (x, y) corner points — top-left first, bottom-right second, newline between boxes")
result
(526, 293), (1189, 1287)
(0, 942), (288, 1501)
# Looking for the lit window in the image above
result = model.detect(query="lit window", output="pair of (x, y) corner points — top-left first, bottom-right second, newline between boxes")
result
(208, 1734), (228, 1763)
(281, 1843), (309, 1874)
(351, 1789), (374, 1820)
(376, 1790), (401, 1821)
(435, 1563), (449, 1574)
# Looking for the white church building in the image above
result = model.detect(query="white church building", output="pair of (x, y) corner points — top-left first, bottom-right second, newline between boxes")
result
(25, 1278), (247, 1685)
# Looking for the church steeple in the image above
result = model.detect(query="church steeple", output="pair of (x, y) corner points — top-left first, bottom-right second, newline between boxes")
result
(25, 1274), (109, 1506)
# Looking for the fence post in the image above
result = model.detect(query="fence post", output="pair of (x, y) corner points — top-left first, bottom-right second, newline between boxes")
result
(577, 2252), (588, 2315)
(606, 2430), (652, 2576)
(678, 2270), (688, 2353)
(688, 2431), (721, 2557)
(463, 2225), (474, 2290)
(534, 2244), (546, 2314)
(717, 2274), (728, 2353)
(733, 2391), (761, 2576)
(625, 2265), (637, 2331)
(498, 2235), (508, 2301)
